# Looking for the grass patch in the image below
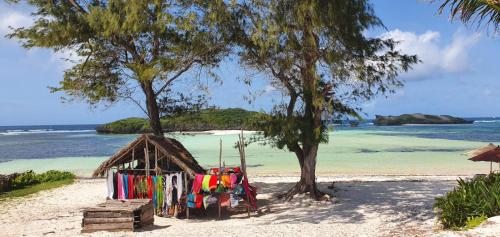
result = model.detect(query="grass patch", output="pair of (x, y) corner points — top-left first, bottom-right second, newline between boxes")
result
(0, 178), (75, 201)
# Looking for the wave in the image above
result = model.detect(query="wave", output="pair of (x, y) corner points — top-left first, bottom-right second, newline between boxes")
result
(474, 120), (500, 123)
(0, 129), (95, 136)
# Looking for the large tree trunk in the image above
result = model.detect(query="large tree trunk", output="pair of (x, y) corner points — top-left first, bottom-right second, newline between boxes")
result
(283, 144), (323, 201)
(142, 81), (164, 137)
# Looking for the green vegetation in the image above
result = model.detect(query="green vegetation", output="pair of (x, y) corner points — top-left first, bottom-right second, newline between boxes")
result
(0, 170), (76, 201)
(434, 173), (500, 229)
(96, 108), (262, 134)
(0, 179), (75, 201)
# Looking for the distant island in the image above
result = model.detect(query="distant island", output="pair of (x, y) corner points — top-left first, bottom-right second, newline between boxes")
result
(96, 108), (262, 134)
(374, 113), (474, 126)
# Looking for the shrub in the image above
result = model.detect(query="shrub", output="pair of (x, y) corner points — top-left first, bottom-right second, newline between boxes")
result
(11, 170), (38, 189)
(8, 170), (75, 190)
(36, 170), (75, 183)
(434, 173), (500, 229)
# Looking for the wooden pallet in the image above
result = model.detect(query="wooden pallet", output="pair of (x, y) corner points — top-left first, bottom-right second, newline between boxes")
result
(81, 199), (154, 233)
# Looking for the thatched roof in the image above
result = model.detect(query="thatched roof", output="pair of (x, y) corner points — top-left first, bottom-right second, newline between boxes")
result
(92, 134), (205, 178)
(468, 145), (500, 163)
(466, 143), (497, 157)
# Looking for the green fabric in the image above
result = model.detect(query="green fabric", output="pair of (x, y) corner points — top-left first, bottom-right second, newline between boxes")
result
(202, 175), (211, 192)
(156, 176), (163, 209)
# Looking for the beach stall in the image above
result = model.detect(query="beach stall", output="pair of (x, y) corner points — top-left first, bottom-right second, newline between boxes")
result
(89, 133), (256, 224)
(92, 134), (205, 218)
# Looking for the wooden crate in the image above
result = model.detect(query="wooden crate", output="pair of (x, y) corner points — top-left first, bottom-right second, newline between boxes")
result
(82, 199), (154, 233)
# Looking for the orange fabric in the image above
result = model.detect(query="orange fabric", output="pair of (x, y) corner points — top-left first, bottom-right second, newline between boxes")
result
(221, 175), (231, 188)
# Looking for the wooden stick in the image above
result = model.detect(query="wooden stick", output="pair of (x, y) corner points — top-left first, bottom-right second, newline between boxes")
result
(155, 147), (158, 176)
(218, 139), (222, 220)
(132, 148), (135, 169)
(239, 130), (251, 217)
(184, 172), (189, 219)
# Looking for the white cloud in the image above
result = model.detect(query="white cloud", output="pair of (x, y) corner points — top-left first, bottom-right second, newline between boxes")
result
(0, 10), (32, 36)
(381, 29), (480, 80)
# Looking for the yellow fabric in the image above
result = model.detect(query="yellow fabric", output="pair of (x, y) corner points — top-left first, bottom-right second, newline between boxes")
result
(202, 175), (211, 192)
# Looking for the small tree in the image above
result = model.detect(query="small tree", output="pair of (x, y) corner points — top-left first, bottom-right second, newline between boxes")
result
(231, 0), (418, 200)
(7, 0), (229, 136)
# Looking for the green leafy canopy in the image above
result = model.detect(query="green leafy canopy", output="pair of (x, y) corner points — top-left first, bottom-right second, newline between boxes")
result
(6, 0), (230, 110)
(231, 0), (418, 151)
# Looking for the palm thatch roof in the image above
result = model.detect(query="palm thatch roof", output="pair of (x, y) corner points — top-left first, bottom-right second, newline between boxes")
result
(92, 134), (205, 178)
(468, 145), (500, 163)
(466, 143), (497, 157)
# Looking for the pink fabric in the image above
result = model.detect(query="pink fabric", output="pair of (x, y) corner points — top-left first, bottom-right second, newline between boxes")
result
(230, 173), (237, 189)
(117, 173), (125, 199)
(192, 174), (204, 194)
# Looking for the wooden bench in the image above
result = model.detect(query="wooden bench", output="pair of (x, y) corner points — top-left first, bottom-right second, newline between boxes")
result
(82, 199), (154, 233)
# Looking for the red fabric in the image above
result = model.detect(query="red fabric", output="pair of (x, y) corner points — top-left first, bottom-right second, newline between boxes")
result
(220, 193), (230, 207)
(192, 174), (204, 194)
(128, 175), (134, 199)
(147, 176), (153, 199)
(233, 167), (241, 173)
(208, 175), (218, 191)
(242, 177), (257, 210)
(195, 194), (204, 208)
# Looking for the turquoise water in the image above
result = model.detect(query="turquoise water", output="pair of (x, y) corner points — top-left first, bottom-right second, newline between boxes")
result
(0, 120), (499, 177)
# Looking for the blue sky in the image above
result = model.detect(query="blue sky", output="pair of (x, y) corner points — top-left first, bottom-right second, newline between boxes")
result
(0, 1), (498, 126)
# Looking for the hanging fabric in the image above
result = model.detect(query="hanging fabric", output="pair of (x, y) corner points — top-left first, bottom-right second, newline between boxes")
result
(112, 172), (118, 199)
(123, 174), (129, 199)
(176, 172), (183, 201)
(192, 174), (203, 193)
(128, 174), (134, 199)
(106, 171), (114, 199)
(117, 173), (124, 199)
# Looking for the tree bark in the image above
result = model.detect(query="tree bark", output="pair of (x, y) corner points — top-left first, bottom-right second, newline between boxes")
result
(281, 5), (324, 201)
(142, 81), (164, 137)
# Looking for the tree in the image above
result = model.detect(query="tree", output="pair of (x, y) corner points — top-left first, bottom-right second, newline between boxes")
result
(231, 0), (418, 200)
(437, 0), (499, 31)
(6, 0), (229, 136)
(157, 87), (208, 117)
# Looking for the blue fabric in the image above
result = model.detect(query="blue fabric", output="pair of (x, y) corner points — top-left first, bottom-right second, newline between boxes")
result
(152, 176), (157, 208)
(122, 174), (128, 199)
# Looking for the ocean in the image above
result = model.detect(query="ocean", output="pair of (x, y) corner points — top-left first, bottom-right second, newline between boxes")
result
(1, 118), (499, 177)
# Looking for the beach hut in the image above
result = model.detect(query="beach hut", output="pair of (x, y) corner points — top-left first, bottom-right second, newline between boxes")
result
(467, 143), (500, 173)
(92, 134), (205, 178)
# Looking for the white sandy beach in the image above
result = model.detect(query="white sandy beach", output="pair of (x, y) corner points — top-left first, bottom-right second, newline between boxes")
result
(1, 176), (499, 237)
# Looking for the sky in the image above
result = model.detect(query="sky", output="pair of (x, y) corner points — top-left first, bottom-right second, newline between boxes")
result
(0, 1), (498, 126)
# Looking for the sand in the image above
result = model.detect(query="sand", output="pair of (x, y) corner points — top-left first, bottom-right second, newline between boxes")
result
(0, 177), (499, 237)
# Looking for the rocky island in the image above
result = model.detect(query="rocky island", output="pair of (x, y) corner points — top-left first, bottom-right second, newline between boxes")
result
(374, 113), (473, 126)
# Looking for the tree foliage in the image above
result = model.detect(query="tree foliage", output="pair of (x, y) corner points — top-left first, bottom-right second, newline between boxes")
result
(437, 0), (500, 31)
(6, 0), (230, 136)
(228, 0), (418, 199)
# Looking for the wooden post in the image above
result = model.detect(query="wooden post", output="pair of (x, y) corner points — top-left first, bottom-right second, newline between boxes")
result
(239, 130), (251, 217)
(155, 147), (158, 176)
(184, 172), (189, 219)
(145, 139), (150, 176)
(132, 148), (135, 169)
(218, 139), (222, 220)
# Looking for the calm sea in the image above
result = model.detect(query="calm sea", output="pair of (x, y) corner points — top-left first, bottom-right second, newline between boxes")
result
(1, 118), (499, 176)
